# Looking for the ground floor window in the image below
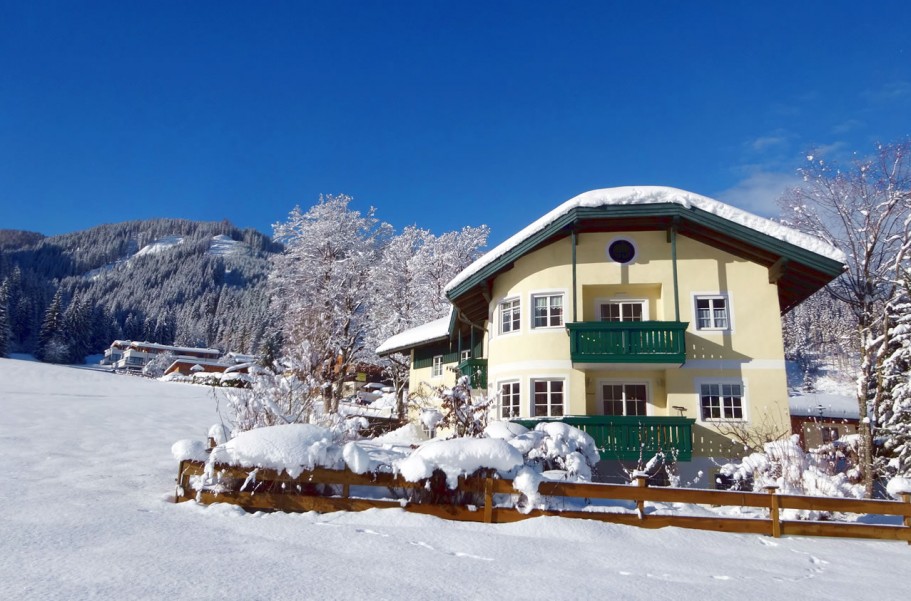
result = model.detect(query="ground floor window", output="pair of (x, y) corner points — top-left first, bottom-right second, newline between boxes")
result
(700, 383), (744, 420)
(500, 381), (520, 419)
(601, 383), (647, 416)
(533, 379), (564, 417)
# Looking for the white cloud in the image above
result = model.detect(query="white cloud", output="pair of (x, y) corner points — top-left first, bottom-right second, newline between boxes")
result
(714, 170), (803, 218)
(862, 80), (911, 103)
(831, 119), (864, 135)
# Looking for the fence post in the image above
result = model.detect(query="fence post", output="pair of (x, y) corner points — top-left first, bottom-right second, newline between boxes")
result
(175, 460), (186, 502)
(635, 476), (648, 518)
(764, 485), (781, 538)
(902, 493), (910, 546)
(484, 476), (494, 524)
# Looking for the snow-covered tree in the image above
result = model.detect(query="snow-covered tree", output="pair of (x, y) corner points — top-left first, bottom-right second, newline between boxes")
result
(0, 279), (10, 358)
(369, 224), (489, 417)
(881, 275), (911, 479)
(37, 289), (68, 363)
(780, 140), (911, 495)
(62, 292), (91, 364)
(270, 195), (391, 414)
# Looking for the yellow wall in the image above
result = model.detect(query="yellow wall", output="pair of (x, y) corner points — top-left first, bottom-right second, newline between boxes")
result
(479, 229), (790, 455)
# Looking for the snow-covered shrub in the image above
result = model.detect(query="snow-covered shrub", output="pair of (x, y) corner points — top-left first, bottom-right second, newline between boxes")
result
(396, 437), (524, 505)
(142, 351), (176, 378)
(719, 434), (864, 518)
(485, 420), (600, 512)
(438, 376), (491, 437)
(622, 448), (680, 486)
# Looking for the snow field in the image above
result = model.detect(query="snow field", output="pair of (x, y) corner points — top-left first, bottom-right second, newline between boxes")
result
(1, 357), (909, 601)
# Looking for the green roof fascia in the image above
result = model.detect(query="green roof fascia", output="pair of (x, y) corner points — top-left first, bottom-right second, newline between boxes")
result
(446, 203), (845, 303)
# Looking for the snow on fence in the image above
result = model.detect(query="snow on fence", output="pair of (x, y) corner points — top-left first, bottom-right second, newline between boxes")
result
(175, 460), (911, 544)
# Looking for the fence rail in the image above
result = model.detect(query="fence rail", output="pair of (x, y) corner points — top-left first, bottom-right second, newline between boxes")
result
(176, 460), (911, 544)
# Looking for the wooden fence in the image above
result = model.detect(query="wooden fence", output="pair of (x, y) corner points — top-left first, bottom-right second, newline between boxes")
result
(176, 459), (911, 544)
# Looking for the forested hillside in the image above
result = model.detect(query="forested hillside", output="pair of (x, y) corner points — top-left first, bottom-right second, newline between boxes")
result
(0, 219), (280, 362)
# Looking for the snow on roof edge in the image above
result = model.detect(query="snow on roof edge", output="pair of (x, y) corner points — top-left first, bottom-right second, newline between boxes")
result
(445, 186), (847, 294)
(376, 310), (453, 355)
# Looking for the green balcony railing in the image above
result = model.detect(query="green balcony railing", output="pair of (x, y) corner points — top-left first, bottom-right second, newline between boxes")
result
(566, 321), (688, 365)
(457, 358), (488, 389)
(513, 415), (695, 461)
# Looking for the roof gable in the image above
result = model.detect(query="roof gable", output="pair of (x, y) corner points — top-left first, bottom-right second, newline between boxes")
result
(445, 187), (846, 322)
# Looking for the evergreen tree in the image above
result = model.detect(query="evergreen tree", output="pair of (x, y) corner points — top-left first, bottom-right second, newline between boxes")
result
(0, 279), (11, 357)
(37, 289), (68, 363)
(63, 292), (91, 363)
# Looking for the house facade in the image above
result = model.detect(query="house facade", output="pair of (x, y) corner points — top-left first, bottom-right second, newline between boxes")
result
(378, 187), (846, 483)
(101, 340), (222, 371)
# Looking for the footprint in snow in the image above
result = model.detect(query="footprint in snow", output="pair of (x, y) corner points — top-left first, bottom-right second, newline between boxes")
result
(355, 528), (388, 537)
(758, 538), (778, 547)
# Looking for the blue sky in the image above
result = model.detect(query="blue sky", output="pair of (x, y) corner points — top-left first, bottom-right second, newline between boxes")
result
(2, 1), (909, 246)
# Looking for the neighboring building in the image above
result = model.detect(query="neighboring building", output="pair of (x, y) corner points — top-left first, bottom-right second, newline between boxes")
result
(101, 340), (222, 371)
(790, 395), (860, 451)
(378, 186), (846, 483)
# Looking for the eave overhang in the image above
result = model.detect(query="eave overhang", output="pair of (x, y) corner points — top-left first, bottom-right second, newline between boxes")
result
(446, 203), (846, 324)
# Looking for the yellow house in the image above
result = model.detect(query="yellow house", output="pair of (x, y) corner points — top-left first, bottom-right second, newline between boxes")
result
(378, 187), (845, 482)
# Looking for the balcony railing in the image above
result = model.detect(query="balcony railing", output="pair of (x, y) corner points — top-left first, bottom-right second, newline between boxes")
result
(566, 320), (688, 365)
(457, 358), (488, 389)
(513, 415), (695, 461)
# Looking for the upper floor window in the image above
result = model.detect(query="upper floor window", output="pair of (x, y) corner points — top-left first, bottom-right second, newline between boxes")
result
(599, 301), (644, 322)
(532, 294), (563, 328)
(500, 381), (520, 419)
(431, 355), (443, 378)
(700, 382), (744, 420)
(695, 296), (729, 330)
(601, 383), (647, 416)
(460, 349), (471, 362)
(533, 379), (564, 417)
(500, 298), (520, 334)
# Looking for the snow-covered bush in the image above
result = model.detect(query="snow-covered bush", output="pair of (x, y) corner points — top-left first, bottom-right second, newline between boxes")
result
(719, 434), (864, 518)
(437, 376), (491, 437)
(485, 420), (600, 512)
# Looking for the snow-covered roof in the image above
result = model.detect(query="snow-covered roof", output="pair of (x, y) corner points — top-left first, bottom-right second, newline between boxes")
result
(376, 311), (452, 355)
(445, 186), (847, 294)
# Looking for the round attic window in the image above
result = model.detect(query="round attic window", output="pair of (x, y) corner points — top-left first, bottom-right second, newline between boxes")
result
(607, 239), (636, 264)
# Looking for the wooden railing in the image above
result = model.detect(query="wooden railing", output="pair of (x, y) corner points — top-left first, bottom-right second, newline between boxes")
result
(513, 415), (695, 461)
(176, 460), (911, 544)
(456, 358), (488, 389)
(566, 321), (688, 365)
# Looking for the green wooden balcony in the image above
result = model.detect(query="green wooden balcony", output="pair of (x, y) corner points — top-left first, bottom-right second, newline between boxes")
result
(514, 415), (695, 461)
(566, 321), (688, 365)
(457, 358), (488, 389)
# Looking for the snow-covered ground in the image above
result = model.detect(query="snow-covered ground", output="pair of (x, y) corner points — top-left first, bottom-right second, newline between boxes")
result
(2, 357), (908, 601)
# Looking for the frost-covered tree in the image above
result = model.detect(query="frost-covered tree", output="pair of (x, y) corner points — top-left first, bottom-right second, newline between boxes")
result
(0, 279), (11, 358)
(780, 140), (911, 495)
(62, 292), (91, 363)
(37, 289), (68, 363)
(369, 224), (489, 416)
(881, 275), (911, 478)
(271, 195), (391, 414)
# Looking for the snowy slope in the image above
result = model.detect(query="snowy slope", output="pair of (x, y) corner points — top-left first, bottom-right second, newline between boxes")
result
(1, 357), (908, 601)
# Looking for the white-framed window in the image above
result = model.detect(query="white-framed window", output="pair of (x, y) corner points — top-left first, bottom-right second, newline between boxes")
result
(460, 349), (471, 362)
(600, 382), (648, 416)
(532, 294), (564, 328)
(500, 298), (520, 334)
(532, 379), (564, 417)
(599, 300), (645, 322)
(500, 381), (521, 419)
(431, 355), (443, 378)
(700, 382), (744, 420)
(694, 295), (730, 330)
